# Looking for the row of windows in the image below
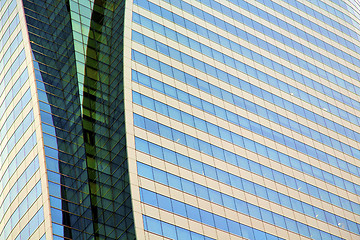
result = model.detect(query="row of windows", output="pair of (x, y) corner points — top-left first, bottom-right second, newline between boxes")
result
(140, 188), (283, 240)
(138, 162), (351, 238)
(14, 207), (44, 240)
(40, 114), (83, 150)
(52, 220), (92, 240)
(0, 14), (19, 55)
(0, 47), (31, 206)
(38, 98), (81, 130)
(253, 0), (359, 41)
(133, 91), (360, 197)
(0, 88), (31, 148)
(0, 133), (37, 193)
(135, 0), (360, 90)
(0, 157), (39, 223)
(42, 132), (58, 151)
(143, 215), (214, 240)
(1, 110), (34, 165)
(133, 1), (360, 105)
(0, 32), (22, 75)
(329, 0), (360, 22)
(131, 37), (360, 146)
(132, 42), (360, 153)
(0, 181), (42, 240)
(183, 0), (360, 68)
(304, 0), (359, 33)
(47, 176), (90, 211)
(0, 68), (28, 130)
(52, 222), (65, 240)
(131, 68), (360, 180)
(286, 0), (360, 34)
(49, 193), (90, 217)
(0, 0), (16, 33)
(51, 213), (94, 240)
(46, 155), (93, 199)
(49, 181), (95, 239)
(133, 114), (360, 214)
(133, 12), (360, 113)
(132, 50), (360, 166)
(0, 50), (26, 101)
(51, 206), (90, 235)
(136, 138), (359, 234)
(132, 29), (360, 130)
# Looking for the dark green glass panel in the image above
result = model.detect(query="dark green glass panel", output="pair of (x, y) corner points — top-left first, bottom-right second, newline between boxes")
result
(22, 0), (134, 239)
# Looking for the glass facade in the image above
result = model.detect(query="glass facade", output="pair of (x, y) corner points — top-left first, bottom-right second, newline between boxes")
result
(1, 0), (360, 239)
(128, 0), (360, 239)
(0, 0), (43, 239)
(1, 0), (135, 239)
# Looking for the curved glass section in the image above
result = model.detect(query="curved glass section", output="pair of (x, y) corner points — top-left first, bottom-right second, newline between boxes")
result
(21, 0), (135, 239)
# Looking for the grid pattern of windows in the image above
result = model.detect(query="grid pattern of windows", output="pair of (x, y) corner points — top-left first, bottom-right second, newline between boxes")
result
(21, 0), (135, 239)
(0, 0), (43, 239)
(138, 162), (346, 239)
(135, 138), (359, 234)
(2, 0), (360, 239)
(141, 188), (284, 240)
(143, 215), (215, 240)
(133, 91), (360, 209)
(129, 0), (360, 239)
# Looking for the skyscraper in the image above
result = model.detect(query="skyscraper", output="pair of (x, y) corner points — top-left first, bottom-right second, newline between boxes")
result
(1, 0), (360, 239)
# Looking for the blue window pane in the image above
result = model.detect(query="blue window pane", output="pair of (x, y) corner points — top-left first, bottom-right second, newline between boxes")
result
(144, 216), (162, 235)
